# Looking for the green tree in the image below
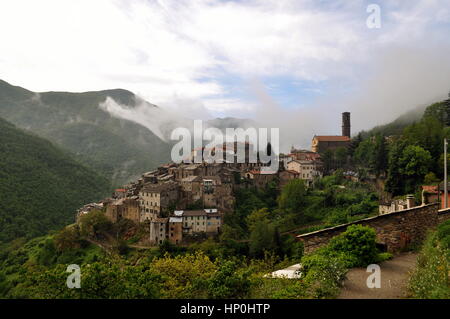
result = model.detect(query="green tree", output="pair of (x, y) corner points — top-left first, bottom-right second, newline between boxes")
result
(54, 225), (84, 251)
(424, 172), (440, 185)
(208, 260), (251, 298)
(399, 145), (432, 179)
(249, 221), (277, 258)
(78, 210), (112, 239)
(23, 259), (162, 299)
(246, 208), (271, 232)
(278, 179), (307, 214)
(151, 252), (216, 298)
(385, 139), (407, 195)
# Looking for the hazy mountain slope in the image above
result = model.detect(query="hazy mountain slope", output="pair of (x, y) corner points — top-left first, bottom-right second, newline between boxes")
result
(0, 117), (110, 243)
(0, 80), (171, 185)
(360, 103), (429, 137)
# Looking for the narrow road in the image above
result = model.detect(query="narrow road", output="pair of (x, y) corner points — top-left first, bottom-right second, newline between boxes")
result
(338, 252), (418, 299)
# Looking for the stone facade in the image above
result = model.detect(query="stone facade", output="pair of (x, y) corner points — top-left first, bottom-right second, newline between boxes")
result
(176, 209), (222, 235)
(139, 181), (179, 220)
(105, 197), (140, 223)
(149, 217), (169, 245)
(298, 203), (450, 254)
(168, 217), (183, 244)
(286, 159), (322, 187)
(311, 135), (350, 153)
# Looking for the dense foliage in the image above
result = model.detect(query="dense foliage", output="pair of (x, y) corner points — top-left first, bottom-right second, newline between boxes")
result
(0, 117), (110, 243)
(0, 223), (385, 299)
(348, 99), (450, 196)
(408, 219), (450, 298)
(223, 172), (378, 242)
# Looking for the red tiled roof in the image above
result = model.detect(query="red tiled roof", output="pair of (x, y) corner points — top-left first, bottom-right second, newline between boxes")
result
(313, 136), (350, 142)
(422, 185), (438, 194)
(115, 189), (126, 192)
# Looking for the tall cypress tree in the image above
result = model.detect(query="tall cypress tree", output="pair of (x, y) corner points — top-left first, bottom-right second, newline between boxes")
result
(445, 91), (450, 126)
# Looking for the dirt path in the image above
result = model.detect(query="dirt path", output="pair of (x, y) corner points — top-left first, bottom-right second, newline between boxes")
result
(338, 252), (418, 299)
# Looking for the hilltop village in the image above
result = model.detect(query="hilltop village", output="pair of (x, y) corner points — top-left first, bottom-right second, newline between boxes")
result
(76, 113), (353, 246)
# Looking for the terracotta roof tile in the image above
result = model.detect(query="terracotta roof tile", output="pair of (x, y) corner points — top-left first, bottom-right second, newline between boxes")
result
(313, 135), (350, 142)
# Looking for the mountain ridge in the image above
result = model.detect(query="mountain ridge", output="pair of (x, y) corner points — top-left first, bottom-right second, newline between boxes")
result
(0, 79), (171, 185)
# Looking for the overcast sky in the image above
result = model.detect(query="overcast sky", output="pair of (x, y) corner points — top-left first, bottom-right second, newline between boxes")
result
(1, 0), (450, 148)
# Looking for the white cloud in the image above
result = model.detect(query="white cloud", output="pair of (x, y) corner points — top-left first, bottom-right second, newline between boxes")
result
(0, 0), (450, 136)
(0, 1), (365, 108)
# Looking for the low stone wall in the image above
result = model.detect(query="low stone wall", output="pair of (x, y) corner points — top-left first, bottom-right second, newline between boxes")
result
(438, 207), (450, 224)
(297, 203), (449, 254)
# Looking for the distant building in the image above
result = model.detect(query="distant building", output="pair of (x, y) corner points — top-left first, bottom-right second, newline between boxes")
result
(174, 209), (222, 235)
(245, 169), (278, 188)
(311, 135), (350, 153)
(421, 185), (439, 205)
(168, 217), (183, 244)
(149, 217), (169, 245)
(311, 112), (351, 153)
(343, 170), (359, 182)
(279, 170), (300, 188)
(105, 197), (140, 223)
(437, 182), (450, 209)
(76, 202), (104, 222)
(286, 159), (322, 187)
(113, 188), (126, 199)
(379, 195), (415, 215)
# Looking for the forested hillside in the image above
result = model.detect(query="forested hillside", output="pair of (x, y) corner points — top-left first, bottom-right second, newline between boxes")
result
(347, 99), (450, 197)
(0, 117), (110, 243)
(0, 80), (171, 185)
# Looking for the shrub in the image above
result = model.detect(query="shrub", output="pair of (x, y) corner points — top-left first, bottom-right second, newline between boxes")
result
(78, 210), (112, 239)
(408, 232), (450, 298)
(301, 253), (347, 298)
(54, 225), (83, 251)
(208, 260), (251, 299)
(437, 220), (450, 249)
(326, 224), (378, 267)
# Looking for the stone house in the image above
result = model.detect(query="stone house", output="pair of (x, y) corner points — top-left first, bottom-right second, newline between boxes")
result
(139, 181), (179, 221)
(113, 188), (126, 199)
(202, 176), (222, 207)
(379, 195), (415, 215)
(168, 217), (183, 244)
(149, 217), (169, 245)
(286, 159), (322, 187)
(289, 149), (321, 161)
(105, 197), (140, 223)
(179, 175), (203, 207)
(175, 209), (222, 235)
(279, 153), (293, 170)
(421, 185), (439, 205)
(311, 135), (350, 153)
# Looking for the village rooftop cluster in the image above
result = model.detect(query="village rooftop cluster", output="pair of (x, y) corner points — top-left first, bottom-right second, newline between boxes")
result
(76, 113), (353, 246)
